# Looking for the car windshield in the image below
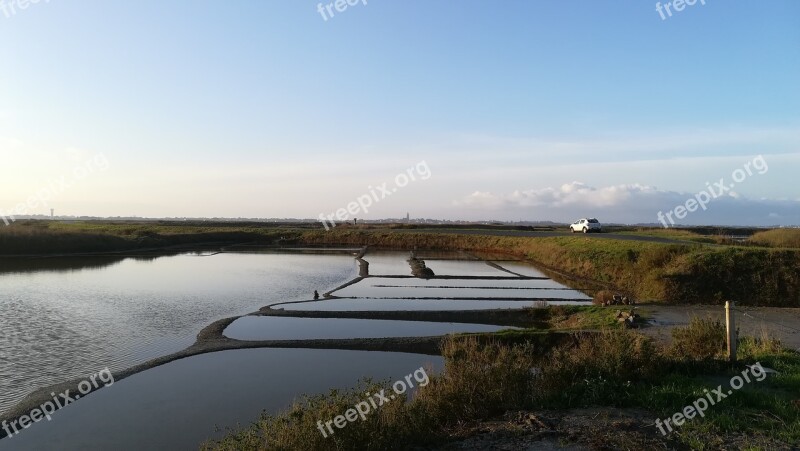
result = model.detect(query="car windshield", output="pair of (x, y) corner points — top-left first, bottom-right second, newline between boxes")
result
(588, 219), (599, 223)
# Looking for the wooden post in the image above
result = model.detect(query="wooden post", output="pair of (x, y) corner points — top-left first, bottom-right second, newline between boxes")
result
(725, 301), (737, 363)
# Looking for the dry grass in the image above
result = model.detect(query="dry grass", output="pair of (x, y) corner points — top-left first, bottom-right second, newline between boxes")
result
(534, 329), (661, 406)
(750, 229), (800, 249)
(0, 220), (285, 255)
(668, 317), (727, 361)
(738, 325), (785, 357)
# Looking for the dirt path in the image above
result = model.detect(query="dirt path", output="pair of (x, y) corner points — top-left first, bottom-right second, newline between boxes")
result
(640, 304), (800, 351)
(432, 407), (793, 450)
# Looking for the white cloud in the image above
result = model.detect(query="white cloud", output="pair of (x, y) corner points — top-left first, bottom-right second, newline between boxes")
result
(453, 182), (800, 226)
(455, 182), (666, 209)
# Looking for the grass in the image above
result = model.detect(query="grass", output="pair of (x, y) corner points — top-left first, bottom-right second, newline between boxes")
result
(203, 321), (800, 450)
(668, 317), (728, 361)
(615, 227), (720, 244)
(535, 304), (623, 330)
(0, 220), (290, 255)
(750, 229), (800, 249)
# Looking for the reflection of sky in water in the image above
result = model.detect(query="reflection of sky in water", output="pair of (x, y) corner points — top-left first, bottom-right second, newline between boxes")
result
(0, 252), (357, 415)
(490, 261), (549, 278)
(224, 316), (514, 340)
(360, 251), (416, 275)
(2, 349), (443, 450)
(420, 260), (509, 277)
(0, 246), (589, 448)
(278, 297), (591, 311)
(332, 276), (589, 299)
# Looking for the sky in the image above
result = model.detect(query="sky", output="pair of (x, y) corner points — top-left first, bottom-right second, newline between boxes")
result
(1, 0), (798, 226)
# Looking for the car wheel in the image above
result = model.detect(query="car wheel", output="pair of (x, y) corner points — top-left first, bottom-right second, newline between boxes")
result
(582, 227), (588, 233)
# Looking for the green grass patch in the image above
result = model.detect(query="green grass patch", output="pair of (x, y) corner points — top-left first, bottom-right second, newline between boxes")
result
(615, 227), (719, 244)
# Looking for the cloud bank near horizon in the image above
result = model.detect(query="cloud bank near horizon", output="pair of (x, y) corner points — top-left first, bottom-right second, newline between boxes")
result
(454, 182), (800, 226)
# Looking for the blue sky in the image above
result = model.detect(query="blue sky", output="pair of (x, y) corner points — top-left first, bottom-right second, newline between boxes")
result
(1, 0), (798, 225)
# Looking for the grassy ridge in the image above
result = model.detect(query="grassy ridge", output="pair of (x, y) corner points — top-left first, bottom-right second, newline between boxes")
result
(664, 247), (800, 304)
(0, 223), (138, 254)
(0, 221), (286, 254)
(296, 229), (800, 306)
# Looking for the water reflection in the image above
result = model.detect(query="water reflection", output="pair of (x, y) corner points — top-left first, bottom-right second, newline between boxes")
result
(0, 257), (127, 275)
(276, 297), (590, 311)
(224, 316), (514, 340)
(0, 252), (357, 415)
(0, 349), (444, 451)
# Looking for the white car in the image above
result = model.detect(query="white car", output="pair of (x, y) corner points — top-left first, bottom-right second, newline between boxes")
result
(570, 218), (602, 233)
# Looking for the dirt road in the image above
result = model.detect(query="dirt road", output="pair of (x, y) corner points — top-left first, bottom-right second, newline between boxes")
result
(640, 304), (800, 351)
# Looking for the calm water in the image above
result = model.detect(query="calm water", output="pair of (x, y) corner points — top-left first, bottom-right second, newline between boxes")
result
(0, 251), (357, 415)
(0, 348), (443, 451)
(276, 298), (590, 311)
(490, 261), (551, 278)
(361, 252), (545, 277)
(0, 248), (587, 450)
(419, 260), (512, 277)
(331, 276), (590, 299)
(223, 316), (515, 340)
(356, 251), (416, 275)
